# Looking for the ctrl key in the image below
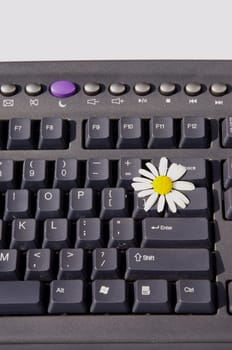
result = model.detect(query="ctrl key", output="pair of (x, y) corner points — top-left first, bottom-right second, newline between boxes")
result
(0, 281), (43, 315)
(175, 280), (215, 314)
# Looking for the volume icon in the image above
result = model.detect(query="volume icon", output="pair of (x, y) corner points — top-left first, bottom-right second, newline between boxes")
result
(111, 98), (124, 105)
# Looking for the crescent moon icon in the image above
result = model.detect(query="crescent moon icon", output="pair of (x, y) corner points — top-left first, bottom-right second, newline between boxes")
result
(58, 100), (67, 108)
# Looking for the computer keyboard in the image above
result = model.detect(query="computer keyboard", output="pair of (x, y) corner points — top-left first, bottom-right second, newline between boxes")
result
(0, 60), (231, 349)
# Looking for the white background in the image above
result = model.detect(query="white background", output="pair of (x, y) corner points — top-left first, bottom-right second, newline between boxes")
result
(0, 0), (231, 61)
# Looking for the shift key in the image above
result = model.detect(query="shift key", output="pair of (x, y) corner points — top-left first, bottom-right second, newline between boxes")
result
(125, 248), (212, 281)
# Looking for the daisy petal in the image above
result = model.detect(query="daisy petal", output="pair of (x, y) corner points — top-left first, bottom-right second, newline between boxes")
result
(138, 168), (155, 180)
(157, 194), (165, 212)
(159, 157), (168, 176)
(131, 182), (152, 191)
(173, 181), (195, 191)
(145, 162), (158, 177)
(144, 192), (158, 212)
(165, 193), (177, 213)
(138, 189), (154, 198)
(132, 177), (152, 184)
(167, 163), (186, 181)
(171, 189), (189, 205)
(166, 163), (178, 178)
(167, 191), (186, 209)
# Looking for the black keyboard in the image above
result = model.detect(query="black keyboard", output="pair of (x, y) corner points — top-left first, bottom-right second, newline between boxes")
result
(0, 60), (231, 349)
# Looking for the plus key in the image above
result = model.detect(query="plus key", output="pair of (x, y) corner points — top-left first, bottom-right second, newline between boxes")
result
(117, 158), (141, 189)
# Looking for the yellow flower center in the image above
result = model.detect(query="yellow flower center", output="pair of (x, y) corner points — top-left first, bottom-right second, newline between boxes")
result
(152, 175), (173, 195)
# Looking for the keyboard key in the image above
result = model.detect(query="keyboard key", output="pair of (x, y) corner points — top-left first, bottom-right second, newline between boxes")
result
(141, 218), (211, 248)
(117, 117), (145, 148)
(224, 188), (232, 219)
(10, 219), (37, 250)
(39, 117), (67, 149)
(133, 193), (159, 219)
(83, 82), (101, 96)
(170, 158), (207, 186)
(117, 158), (141, 189)
(0, 83), (17, 97)
(109, 83), (126, 96)
(22, 159), (47, 190)
(7, 118), (33, 149)
(227, 282), (232, 313)
(4, 189), (31, 221)
(0, 220), (5, 248)
(125, 248), (212, 280)
(210, 83), (228, 97)
(169, 188), (210, 218)
(75, 218), (103, 249)
(86, 158), (111, 189)
(91, 279), (128, 313)
(48, 280), (86, 314)
(68, 188), (95, 220)
(0, 160), (15, 190)
(25, 249), (53, 281)
(36, 189), (62, 220)
(222, 117), (232, 147)
(175, 280), (215, 314)
(223, 158), (232, 189)
(58, 249), (85, 279)
(108, 218), (136, 249)
(54, 158), (78, 190)
(100, 188), (127, 219)
(50, 80), (76, 98)
(91, 248), (119, 280)
(180, 117), (209, 148)
(0, 249), (19, 280)
(159, 82), (176, 96)
(184, 83), (202, 96)
(85, 117), (113, 149)
(148, 117), (176, 148)
(133, 280), (171, 313)
(134, 82), (151, 96)
(0, 281), (43, 314)
(25, 83), (42, 96)
(42, 219), (70, 250)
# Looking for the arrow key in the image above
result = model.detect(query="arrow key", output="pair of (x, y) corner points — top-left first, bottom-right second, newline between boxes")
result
(58, 249), (86, 279)
(25, 249), (54, 281)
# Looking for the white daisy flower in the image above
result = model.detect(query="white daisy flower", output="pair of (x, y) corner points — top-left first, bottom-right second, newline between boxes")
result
(131, 157), (195, 213)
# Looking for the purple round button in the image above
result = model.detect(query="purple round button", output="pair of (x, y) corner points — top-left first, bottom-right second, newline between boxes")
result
(50, 80), (76, 98)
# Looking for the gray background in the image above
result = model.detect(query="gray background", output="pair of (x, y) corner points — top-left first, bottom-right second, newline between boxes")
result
(0, 0), (231, 62)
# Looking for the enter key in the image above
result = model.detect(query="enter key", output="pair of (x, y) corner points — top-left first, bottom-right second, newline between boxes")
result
(141, 218), (211, 248)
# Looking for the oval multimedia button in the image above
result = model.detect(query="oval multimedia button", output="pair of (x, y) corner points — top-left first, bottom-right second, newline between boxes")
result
(50, 80), (76, 98)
